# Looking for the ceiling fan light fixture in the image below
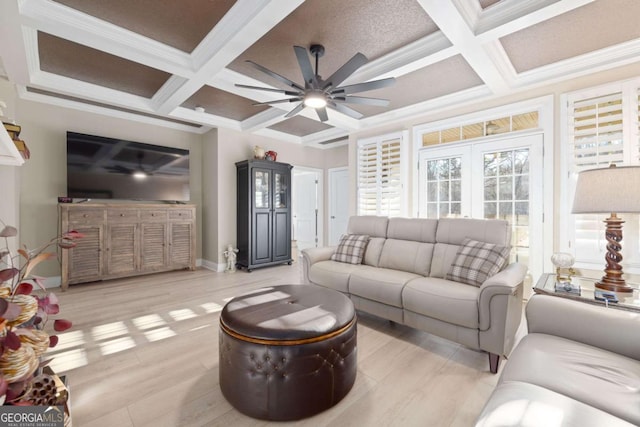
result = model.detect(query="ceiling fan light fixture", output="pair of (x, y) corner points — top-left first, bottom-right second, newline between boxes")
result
(133, 171), (147, 180)
(303, 91), (327, 109)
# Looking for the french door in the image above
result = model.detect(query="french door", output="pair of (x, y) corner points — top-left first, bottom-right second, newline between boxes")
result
(418, 134), (544, 280)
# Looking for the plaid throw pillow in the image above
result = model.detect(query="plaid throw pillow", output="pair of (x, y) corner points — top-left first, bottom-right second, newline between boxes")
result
(331, 234), (370, 265)
(447, 238), (510, 287)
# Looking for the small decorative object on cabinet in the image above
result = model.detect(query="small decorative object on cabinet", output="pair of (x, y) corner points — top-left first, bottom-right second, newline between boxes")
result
(59, 203), (196, 289)
(236, 159), (293, 271)
(253, 145), (265, 160)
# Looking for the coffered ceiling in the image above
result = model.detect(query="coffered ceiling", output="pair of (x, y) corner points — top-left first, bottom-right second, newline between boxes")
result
(1, 0), (640, 147)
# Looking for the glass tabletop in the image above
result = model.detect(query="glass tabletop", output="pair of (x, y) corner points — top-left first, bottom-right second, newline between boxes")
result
(534, 273), (640, 312)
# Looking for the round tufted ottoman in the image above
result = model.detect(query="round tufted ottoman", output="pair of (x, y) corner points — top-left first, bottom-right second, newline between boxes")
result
(219, 285), (357, 421)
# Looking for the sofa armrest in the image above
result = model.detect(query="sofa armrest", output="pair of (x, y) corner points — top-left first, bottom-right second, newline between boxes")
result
(301, 247), (336, 284)
(478, 262), (527, 312)
(477, 263), (526, 356)
(526, 294), (640, 360)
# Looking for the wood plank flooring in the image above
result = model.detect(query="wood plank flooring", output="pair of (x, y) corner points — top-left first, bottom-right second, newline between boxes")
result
(50, 263), (506, 427)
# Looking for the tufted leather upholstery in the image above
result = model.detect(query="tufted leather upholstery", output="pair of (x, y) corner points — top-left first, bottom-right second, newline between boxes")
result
(219, 285), (357, 421)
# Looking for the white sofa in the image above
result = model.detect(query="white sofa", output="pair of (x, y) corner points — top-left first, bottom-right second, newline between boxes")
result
(302, 216), (527, 373)
(476, 294), (640, 426)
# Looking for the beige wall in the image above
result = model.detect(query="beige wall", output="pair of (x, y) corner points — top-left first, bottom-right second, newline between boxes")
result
(210, 127), (345, 266)
(12, 98), (204, 277)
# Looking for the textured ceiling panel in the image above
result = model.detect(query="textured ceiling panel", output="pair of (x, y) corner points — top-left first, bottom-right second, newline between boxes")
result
(268, 116), (333, 137)
(350, 55), (483, 117)
(182, 85), (269, 121)
(38, 32), (170, 98)
(52, 0), (235, 52)
(229, 0), (437, 89)
(501, 0), (640, 73)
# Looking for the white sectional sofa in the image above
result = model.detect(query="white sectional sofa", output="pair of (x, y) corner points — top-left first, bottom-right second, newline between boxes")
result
(301, 215), (527, 373)
(476, 294), (640, 426)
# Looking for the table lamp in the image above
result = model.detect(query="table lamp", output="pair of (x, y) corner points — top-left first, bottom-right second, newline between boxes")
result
(572, 164), (640, 293)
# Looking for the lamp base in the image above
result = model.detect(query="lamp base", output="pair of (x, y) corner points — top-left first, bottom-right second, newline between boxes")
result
(595, 277), (633, 293)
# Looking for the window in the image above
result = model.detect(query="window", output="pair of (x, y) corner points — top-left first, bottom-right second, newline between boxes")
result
(563, 79), (640, 272)
(357, 132), (407, 217)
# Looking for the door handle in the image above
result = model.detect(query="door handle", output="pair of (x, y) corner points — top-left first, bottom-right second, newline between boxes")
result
(331, 216), (335, 219)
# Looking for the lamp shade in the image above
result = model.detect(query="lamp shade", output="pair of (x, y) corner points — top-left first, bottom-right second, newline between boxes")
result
(572, 165), (640, 213)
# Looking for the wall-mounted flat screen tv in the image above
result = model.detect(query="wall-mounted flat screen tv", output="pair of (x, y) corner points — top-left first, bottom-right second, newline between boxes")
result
(67, 132), (190, 202)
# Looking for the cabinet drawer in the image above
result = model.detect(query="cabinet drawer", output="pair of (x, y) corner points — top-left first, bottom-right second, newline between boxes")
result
(169, 209), (193, 221)
(107, 209), (139, 222)
(140, 210), (167, 222)
(68, 209), (104, 224)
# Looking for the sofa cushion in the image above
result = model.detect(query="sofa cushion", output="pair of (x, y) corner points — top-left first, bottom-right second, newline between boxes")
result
(349, 267), (421, 308)
(378, 239), (435, 276)
(308, 260), (364, 293)
(362, 237), (385, 267)
(476, 381), (635, 427)
(447, 238), (510, 287)
(430, 243), (461, 279)
(386, 217), (438, 242)
(331, 234), (369, 264)
(347, 215), (388, 238)
(500, 333), (640, 426)
(402, 277), (479, 329)
(436, 217), (511, 246)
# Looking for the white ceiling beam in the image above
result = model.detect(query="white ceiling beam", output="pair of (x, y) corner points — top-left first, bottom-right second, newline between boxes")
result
(417, 0), (510, 95)
(475, 0), (596, 42)
(301, 128), (349, 146)
(153, 0), (304, 114)
(169, 106), (242, 131)
(241, 108), (289, 133)
(16, 85), (204, 133)
(19, 0), (193, 77)
(30, 70), (155, 112)
(342, 32), (456, 83)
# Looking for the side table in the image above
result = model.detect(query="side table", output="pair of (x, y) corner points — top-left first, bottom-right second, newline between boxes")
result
(534, 273), (640, 312)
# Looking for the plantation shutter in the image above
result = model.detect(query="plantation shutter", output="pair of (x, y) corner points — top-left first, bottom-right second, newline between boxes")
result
(357, 134), (404, 217)
(568, 92), (623, 264)
(566, 86), (640, 270)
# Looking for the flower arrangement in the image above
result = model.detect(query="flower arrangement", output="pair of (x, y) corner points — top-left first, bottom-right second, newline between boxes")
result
(0, 222), (82, 405)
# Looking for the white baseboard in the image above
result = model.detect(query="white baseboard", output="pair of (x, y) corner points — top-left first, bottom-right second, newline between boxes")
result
(40, 276), (62, 290)
(201, 259), (225, 272)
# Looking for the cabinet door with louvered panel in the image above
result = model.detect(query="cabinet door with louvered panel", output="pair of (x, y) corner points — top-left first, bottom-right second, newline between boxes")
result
(67, 225), (104, 283)
(105, 224), (138, 276)
(169, 222), (194, 269)
(140, 222), (168, 272)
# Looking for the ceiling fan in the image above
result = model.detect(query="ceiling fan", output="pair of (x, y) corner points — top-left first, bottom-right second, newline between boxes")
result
(236, 44), (395, 122)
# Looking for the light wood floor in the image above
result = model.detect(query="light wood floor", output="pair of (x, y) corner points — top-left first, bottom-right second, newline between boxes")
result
(51, 263), (506, 427)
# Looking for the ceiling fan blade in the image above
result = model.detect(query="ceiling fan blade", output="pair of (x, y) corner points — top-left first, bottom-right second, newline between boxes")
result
(328, 101), (363, 119)
(293, 46), (318, 88)
(316, 106), (329, 122)
(322, 52), (368, 91)
(333, 96), (389, 107)
(235, 84), (300, 96)
(245, 60), (304, 91)
(284, 102), (305, 118)
(332, 77), (395, 95)
(252, 98), (302, 106)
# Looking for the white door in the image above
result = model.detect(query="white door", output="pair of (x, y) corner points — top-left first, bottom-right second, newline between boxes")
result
(293, 170), (319, 251)
(328, 167), (349, 245)
(418, 134), (544, 283)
